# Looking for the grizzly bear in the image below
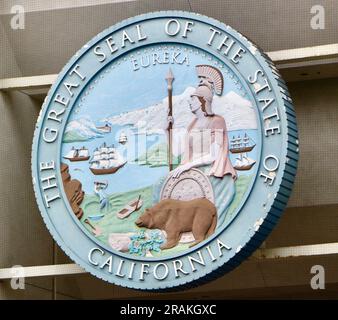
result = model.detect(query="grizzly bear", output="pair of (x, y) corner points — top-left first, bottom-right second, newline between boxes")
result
(135, 198), (217, 250)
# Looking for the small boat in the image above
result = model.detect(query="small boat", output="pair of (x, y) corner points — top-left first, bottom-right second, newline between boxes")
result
(234, 156), (256, 171)
(64, 146), (90, 162)
(117, 195), (143, 219)
(96, 123), (111, 133)
(88, 214), (105, 222)
(119, 131), (128, 145)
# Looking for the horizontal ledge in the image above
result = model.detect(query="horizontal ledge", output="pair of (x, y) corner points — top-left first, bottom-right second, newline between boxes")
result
(0, 263), (85, 280)
(0, 74), (57, 91)
(267, 43), (338, 64)
(253, 242), (338, 259)
(0, 43), (338, 93)
(0, 242), (338, 279)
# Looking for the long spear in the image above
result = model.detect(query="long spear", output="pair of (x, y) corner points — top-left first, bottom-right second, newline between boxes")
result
(165, 69), (174, 171)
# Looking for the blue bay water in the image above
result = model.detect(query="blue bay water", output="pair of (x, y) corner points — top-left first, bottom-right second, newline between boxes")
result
(61, 126), (259, 197)
(61, 125), (169, 196)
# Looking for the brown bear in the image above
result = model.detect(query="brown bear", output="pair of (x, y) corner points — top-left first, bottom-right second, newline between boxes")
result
(135, 198), (217, 250)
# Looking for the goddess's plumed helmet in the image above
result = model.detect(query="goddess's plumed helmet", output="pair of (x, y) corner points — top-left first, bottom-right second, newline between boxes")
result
(191, 85), (213, 103)
(191, 85), (214, 116)
(190, 65), (224, 116)
(195, 65), (224, 95)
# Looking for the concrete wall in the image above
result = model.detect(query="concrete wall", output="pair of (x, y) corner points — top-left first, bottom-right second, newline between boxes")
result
(0, 19), (55, 300)
(0, 0), (337, 76)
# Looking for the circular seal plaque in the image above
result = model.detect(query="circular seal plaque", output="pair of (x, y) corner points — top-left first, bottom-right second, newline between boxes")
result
(32, 11), (298, 291)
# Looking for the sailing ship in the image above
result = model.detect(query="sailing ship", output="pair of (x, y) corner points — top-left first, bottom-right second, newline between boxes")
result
(96, 123), (111, 133)
(230, 133), (256, 154)
(119, 131), (128, 145)
(63, 146), (90, 162)
(230, 133), (256, 171)
(89, 142), (126, 175)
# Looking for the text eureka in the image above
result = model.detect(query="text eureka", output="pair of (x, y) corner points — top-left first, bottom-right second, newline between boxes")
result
(38, 20), (281, 223)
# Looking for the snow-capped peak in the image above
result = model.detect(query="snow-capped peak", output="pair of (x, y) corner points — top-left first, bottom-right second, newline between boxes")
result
(104, 87), (257, 133)
(65, 117), (103, 139)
